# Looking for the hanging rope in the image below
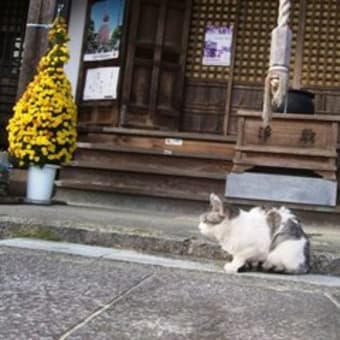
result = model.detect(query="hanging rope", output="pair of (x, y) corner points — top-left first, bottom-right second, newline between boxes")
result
(277, 0), (290, 27)
(262, 0), (292, 126)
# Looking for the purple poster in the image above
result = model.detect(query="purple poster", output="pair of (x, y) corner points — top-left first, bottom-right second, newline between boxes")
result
(203, 26), (233, 66)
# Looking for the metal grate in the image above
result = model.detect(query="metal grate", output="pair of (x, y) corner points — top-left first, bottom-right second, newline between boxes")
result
(185, 0), (301, 85)
(301, 0), (340, 88)
(185, 0), (238, 81)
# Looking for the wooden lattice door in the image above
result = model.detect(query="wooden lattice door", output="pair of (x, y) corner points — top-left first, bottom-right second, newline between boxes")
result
(297, 0), (340, 116)
(121, 0), (192, 130)
(181, 0), (301, 136)
(0, 0), (29, 147)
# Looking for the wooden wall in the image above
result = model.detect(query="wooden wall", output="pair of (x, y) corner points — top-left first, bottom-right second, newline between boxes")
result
(31, 0), (337, 140)
(57, 0), (340, 206)
(182, 0), (340, 137)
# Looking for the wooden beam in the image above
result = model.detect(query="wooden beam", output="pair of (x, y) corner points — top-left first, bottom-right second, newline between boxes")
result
(17, 0), (57, 97)
(292, 0), (307, 89)
(223, 0), (241, 136)
(120, 0), (141, 126)
(149, 0), (167, 126)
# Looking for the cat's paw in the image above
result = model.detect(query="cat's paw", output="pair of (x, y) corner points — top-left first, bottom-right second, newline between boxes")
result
(263, 260), (285, 273)
(262, 260), (274, 271)
(224, 262), (238, 274)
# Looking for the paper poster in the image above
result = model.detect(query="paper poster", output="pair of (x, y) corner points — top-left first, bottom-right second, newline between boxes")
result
(203, 26), (233, 66)
(83, 67), (119, 100)
(84, 0), (125, 61)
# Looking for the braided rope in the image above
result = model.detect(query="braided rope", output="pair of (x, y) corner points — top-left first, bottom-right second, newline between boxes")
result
(278, 0), (291, 27)
(262, 1), (291, 126)
(262, 67), (289, 126)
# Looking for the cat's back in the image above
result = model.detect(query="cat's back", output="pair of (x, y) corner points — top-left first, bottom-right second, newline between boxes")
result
(229, 206), (271, 249)
(229, 206), (270, 234)
(245, 206), (269, 227)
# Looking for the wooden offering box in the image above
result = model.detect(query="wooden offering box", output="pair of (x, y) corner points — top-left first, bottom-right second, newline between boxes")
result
(233, 110), (340, 181)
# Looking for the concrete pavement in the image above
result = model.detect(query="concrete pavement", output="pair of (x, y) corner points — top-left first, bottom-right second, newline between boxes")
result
(0, 241), (340, 340)
(0, 203), (340, 275)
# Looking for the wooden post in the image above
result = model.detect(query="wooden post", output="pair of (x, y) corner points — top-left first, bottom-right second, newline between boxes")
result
(17, 0), (57, 98)
(292, 0), (307, 89)
(223, 0), (241, 136)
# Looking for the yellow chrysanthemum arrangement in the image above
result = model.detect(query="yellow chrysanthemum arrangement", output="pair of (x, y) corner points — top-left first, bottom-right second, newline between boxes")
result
(7, 17), (77, 168)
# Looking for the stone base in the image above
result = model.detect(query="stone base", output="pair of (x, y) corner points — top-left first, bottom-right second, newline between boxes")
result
(225, 172), (337, 206)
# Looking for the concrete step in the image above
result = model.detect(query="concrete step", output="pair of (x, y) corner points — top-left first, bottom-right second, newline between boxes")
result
(0, 203), (339, 276)
(54, 186), (210, 215)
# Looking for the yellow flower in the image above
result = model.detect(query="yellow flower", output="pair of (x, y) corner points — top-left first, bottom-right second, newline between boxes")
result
(6, 16), (77, 168)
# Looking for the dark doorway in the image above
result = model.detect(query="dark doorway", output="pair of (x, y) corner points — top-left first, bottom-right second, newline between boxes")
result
(0, 0), (29, 148)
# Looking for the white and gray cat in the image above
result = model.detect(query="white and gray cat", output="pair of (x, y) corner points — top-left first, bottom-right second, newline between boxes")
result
(199, 193), (310, 274)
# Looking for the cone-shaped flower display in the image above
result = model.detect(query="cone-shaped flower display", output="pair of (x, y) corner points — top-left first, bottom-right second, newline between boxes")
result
(7, 17), (77, 168)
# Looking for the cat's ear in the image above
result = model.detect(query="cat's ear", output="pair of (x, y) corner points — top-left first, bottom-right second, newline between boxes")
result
(209, 193), (224, 214)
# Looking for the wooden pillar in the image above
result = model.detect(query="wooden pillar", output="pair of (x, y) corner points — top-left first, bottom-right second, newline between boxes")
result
(17, 0), (57, 97)
(223, 0), (241, 136)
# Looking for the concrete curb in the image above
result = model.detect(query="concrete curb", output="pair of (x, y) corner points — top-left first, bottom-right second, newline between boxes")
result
(0, 218), (339, 276)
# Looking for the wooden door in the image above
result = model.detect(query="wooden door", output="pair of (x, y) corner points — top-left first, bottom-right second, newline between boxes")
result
(121, 0), (191, 130)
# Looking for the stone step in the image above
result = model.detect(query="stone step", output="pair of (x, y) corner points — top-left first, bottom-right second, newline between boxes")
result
(0, 203), (339, 276)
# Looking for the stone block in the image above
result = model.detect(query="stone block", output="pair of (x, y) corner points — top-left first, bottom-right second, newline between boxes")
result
(225, 172), (337, 206)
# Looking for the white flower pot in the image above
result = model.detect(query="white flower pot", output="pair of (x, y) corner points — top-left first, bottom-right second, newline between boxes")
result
(26, 164), (59, 204)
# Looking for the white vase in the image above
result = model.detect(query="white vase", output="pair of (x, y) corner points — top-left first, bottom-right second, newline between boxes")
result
(26, 164), (59, 204)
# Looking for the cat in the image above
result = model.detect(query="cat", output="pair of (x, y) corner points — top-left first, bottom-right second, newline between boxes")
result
(198, 193), (310, 274)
